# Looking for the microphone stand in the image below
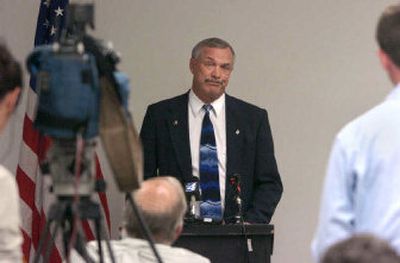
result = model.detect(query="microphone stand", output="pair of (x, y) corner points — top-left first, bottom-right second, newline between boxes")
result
(230, 174), (243, 224)
(230, 174), (250, 263)
(234, 193), (243, 224)
(184, 177), (201, 224)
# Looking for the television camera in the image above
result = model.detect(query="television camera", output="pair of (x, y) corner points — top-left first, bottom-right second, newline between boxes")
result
(26, 2), (153, 262)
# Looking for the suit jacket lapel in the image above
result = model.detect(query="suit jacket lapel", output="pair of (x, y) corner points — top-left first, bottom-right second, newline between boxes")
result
(167, 93), (192, 181)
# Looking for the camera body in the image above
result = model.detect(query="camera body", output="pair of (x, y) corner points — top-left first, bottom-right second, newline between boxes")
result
(28, 43), (100, 139)
(26, 2), (140, 197)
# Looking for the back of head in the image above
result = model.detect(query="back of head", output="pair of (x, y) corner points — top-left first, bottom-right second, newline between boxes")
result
(124, 176), (187, 244)
(0, 42), (22, 101)
(321, 234), (400, 263)
(376, 3), (400, 67)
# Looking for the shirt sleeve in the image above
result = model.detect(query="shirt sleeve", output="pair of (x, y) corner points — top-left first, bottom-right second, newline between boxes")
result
(311, 136), (356, 262)
(0, 166), (22, 262)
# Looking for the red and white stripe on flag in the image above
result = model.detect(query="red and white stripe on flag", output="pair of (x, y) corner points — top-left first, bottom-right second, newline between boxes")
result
(16, 1), (111, 262)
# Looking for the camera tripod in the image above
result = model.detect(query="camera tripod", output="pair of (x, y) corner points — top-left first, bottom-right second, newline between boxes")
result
(33, 196), (115, 263)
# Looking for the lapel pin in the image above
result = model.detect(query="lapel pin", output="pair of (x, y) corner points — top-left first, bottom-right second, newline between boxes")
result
(235, 129), (240, 135)
(173, 120), (179, 126)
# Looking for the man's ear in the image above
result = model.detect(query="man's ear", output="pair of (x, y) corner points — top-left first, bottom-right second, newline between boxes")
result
(189, 58), (196, 74)
(174, 224), (183, 242)
(5, 87), (21, 113)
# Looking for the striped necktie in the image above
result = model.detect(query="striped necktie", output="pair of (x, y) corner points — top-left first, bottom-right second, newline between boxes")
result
(199, 104), (222, 221)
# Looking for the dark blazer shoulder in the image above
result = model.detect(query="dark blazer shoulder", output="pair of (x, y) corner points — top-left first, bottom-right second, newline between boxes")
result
(225, 94), (267, 121)
(147, 92), (189, 111)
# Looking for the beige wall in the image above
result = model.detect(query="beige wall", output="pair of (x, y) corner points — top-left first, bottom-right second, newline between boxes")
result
(0, 1), (396, 262)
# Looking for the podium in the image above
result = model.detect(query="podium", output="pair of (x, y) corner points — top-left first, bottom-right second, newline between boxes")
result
(174, 224), (274, 263)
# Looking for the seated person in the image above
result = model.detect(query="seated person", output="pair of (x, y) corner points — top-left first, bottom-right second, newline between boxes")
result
(70, 176), (210, 263)
(0, 42), (23, 262)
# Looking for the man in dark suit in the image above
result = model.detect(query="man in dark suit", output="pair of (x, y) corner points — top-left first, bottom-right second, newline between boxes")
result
(140, 37), (282, 224)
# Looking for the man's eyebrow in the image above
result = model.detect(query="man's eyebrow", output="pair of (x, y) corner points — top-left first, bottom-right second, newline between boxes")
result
(204, 56), (215, 61)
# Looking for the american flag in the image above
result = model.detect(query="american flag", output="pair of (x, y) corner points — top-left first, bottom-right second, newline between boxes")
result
(16, 1), (111, 261)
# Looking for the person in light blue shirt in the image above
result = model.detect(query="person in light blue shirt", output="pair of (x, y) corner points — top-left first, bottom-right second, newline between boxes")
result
(312, 3), (400, 262)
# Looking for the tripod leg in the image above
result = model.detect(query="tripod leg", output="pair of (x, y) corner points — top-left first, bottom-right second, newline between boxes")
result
(95, 217), (116, 263)
(94, 218), (104, 263)
(127, 194), (163, 263)
(73, 224), (96, 263)
(43, 218), (62, 263)
(66, 203), (96, 263)
(33, 218), (53, 263)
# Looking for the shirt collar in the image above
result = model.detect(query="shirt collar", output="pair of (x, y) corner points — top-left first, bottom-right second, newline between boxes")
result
(386, 83), (400, 102)
(189, 89), (225, 117)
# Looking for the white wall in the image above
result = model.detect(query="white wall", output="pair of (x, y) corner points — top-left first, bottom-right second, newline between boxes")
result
(0, 1), (396, 262)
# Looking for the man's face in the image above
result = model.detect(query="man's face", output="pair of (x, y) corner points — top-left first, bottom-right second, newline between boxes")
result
(190, 47), (234, 103)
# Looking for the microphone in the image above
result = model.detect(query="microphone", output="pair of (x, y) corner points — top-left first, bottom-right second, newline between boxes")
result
(230, 174), (242, 224)
(184, 176), (201, 222)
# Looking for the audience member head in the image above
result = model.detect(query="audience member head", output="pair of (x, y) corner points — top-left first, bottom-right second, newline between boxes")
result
(0, 42), (23, 132)
(376, 3), (400, 67)
(321, 234), (400, 263)
(376, 3), (400, 84)
(124, 176), (187, 245)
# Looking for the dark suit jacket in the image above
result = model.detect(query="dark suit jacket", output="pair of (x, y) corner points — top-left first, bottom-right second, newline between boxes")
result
(140, 92), (283, 223)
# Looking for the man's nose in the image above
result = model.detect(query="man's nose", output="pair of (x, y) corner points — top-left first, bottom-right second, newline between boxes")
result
(211, 66), (221, 79)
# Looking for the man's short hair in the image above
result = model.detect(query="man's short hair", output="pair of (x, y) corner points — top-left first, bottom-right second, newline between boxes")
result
(0, 42), (22, 101)
(321, 234), (400, 263)
(191, 37), (235, 61)
(124, 176), (187, 244)
(376, 3), (400, 67)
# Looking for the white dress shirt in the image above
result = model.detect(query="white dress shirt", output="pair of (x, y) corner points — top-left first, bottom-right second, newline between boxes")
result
(188, 90), (227, 208)
(69, 237), (210, 263)
(0, 165), (22, 262)
(312, 83), (400, 261)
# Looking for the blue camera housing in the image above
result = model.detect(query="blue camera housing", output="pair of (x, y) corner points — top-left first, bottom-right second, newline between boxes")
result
(27, 45), (100, 139)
